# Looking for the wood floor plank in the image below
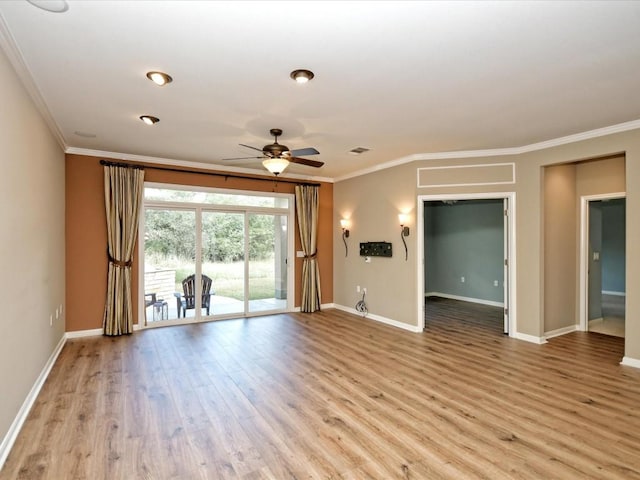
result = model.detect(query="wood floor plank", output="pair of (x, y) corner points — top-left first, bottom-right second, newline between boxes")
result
(3, 298), (640, 479)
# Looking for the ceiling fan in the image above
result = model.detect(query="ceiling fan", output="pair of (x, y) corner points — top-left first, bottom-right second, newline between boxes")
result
(223, 128), (323, 175)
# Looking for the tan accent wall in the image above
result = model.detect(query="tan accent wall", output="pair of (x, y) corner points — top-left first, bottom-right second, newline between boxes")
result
(334, 129), (640, 362)
(0, 49), (65, 445)
(66, 154), (333, 332)
(543, 164), (577, 332)
(575, 156), (625, 196)
(334, 162), (418, 325)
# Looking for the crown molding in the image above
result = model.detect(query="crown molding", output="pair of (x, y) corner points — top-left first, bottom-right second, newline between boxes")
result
(0, 11), (67, 151)
(4, 2), (638, 185)
(335, 119), (640, 182)
(65, 147), (335, 184)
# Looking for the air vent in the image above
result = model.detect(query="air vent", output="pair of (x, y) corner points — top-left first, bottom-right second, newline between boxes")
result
(349, 147), (370, 155)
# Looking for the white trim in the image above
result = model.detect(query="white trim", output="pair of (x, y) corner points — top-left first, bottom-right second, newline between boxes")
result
(512, 332), (548, 344)
(621, 357), (640, 369)
(333, 304), (423, 332)
(0, 334), (66, 470)
(417, 162), (515, 188)
(417, 192), (517, 338)
(579, 192), (626, 332)
(2, 5), (639, 188)
(66, 147), (335, 184)
(425, 292), (504, 308)
(335, 120), (640, 182)
(65, 328), (103, 338)
(544, 324), (579, 339)
(602, 290), (626, 296)
(69, 122), (640, 186)
(0, 13), (67, 151)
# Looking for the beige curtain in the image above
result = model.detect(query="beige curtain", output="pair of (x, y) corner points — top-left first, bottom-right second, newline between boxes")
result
(103, 165), (145, 335)
(295, 185), (322, 312)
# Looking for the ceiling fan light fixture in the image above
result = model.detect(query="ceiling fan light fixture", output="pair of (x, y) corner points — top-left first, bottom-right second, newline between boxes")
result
(262, 157), (290, 175)
(290, 69), (314, 84)
(146, 71), (173, 86)
(140, 115), (160, 125)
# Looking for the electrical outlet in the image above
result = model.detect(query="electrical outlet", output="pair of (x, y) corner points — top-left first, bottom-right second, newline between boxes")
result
(49, 314), (53, 326)
(55, 307), (59, 319)
(494, 280), (499, 287)
(461, 276), (465, 283)
(357, 285), (360, 293)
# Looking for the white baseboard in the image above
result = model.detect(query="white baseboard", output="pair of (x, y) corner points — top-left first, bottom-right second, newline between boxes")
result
(621, 356), (640, 369)
(544, 324), (578, 339)
(426, 292), (504, 308)
(0, 334), (67, 470)
(602, 290), (625, 296)
(65, 328), (103, 338)
(66, 323), (143, 338)
(292, 303), (335, 313)
(333, 304), (422, 332)
(512, 331), (548, 344)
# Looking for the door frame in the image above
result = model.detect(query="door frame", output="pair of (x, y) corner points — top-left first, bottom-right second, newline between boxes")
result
(579, 192), (625, 332)
(416, 192), (517, 336)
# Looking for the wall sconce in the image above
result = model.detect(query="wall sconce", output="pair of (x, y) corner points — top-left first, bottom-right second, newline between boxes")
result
(399, 213), (410, 261)
(340, 219), (350, 257)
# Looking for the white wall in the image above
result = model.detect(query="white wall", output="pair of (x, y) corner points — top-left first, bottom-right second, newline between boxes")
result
(0, 46), (65, 453)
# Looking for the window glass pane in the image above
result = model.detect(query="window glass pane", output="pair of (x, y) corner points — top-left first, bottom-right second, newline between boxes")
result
(248, 213), (287, 313)
(145, 187), (288, 208)
(144, 208), (196, 322)
(202, 211), (245, 316)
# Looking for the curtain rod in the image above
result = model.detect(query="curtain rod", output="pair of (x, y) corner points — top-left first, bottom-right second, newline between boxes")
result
(99, 159), (322, 187)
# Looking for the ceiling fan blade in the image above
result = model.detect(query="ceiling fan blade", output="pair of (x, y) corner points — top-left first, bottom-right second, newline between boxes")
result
(222, 156), (265, 161)
(289, 156), (324, 168)
(290, 147), (319, 156)
(239, 143), (265, 153)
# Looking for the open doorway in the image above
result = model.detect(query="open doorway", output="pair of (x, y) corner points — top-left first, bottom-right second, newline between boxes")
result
(581, 195), (626, 337)
(416, 193), (515, 336)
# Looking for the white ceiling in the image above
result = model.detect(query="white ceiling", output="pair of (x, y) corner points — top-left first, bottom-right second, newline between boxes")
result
(1, 1), (639, 180)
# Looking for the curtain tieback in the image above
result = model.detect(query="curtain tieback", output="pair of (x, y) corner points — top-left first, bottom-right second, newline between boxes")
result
(108, 252), (133, 268)
(303, 252), (318, 259)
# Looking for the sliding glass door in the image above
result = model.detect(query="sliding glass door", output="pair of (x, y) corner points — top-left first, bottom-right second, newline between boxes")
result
(248, 213), (288, 313)
(141, 186), (293, 327)
(143, 208), (196, 323)
(202, 211), (245, 317)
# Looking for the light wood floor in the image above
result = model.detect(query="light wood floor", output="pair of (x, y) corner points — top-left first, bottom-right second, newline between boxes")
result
(3, 300), (640, 479)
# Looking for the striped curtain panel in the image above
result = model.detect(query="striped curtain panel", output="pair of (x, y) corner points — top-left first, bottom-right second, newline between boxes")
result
(295, 185), (322, 312)
(103, 165), (144, 335)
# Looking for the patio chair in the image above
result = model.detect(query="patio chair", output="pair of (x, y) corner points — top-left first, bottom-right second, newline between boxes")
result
(174, 274), (215, 318)
(144, 293), (157, 322)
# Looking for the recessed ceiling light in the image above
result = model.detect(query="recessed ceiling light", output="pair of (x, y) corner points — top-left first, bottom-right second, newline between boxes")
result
(146, 71), (173, 86)
(140, 115), (160, 125)
(26, 0), (68, 13)
(290, 69), (314, 84)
